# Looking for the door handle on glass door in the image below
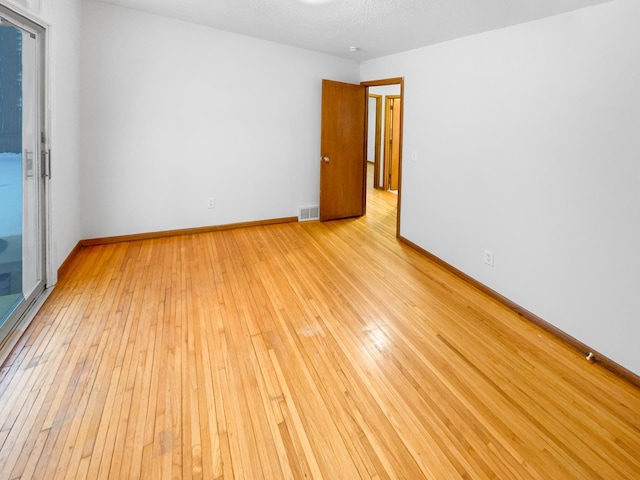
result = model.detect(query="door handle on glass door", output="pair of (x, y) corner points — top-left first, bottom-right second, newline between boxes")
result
(25, 150), (34, 178)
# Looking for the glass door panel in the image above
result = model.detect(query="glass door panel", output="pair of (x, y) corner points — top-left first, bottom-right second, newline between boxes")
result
(0, 14), (45, 333)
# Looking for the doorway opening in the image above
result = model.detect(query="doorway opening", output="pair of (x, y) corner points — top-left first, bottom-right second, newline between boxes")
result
(362, 78), (404, 236)
(319, 77), (404, 236)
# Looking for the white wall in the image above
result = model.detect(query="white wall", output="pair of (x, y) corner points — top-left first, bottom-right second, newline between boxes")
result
(361, 0), (640, 375)
(367, 96), (377, 163)
(80, 0), (359, 238)
(3, 0), (83, 279)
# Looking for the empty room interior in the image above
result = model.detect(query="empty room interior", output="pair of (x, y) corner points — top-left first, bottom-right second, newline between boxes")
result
(0, 0), (639, 478)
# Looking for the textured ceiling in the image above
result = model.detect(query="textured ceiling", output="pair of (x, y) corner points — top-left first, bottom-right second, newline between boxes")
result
(96, 0), (609, 61)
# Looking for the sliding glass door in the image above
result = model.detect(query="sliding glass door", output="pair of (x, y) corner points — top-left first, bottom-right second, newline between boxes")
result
(0, 6), (46, 340)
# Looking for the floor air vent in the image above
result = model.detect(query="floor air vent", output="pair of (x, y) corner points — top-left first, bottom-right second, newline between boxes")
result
(298, 206), (319, 222)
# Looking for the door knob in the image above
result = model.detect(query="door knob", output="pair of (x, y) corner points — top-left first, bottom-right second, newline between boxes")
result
(322, 156), (330, 163)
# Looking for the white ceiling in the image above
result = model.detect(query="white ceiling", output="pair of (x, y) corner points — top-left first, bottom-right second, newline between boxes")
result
(97, 0), (609, 61)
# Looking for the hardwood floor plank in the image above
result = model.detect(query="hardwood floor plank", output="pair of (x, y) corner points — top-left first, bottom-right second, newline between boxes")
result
(0, 167), (639, 478)
(269, 348), (324, 479)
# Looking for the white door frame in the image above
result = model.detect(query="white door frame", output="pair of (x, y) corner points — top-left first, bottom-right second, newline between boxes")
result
(0, 1), (51, 357)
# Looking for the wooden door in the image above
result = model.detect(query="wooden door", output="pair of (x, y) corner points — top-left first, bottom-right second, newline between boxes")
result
(384, 96), (401, 191)
(320, 80), (367, 221)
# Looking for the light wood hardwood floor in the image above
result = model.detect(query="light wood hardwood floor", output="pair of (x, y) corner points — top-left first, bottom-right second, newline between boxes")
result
(1, 170), (639, 479)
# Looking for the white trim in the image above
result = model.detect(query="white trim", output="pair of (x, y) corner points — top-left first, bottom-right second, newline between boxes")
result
(0, 1), (48, 34)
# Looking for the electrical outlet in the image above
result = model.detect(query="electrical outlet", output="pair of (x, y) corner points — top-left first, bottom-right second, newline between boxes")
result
(207, 197), (215, 209)
(484, 250), (494, 267)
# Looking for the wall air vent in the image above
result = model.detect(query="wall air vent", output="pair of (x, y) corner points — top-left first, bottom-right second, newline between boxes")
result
(298, 205), (319, 222)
